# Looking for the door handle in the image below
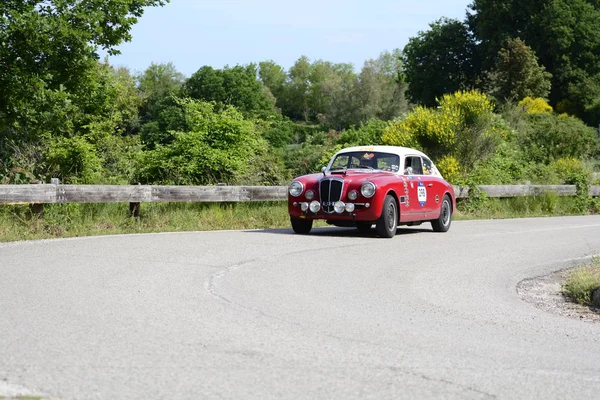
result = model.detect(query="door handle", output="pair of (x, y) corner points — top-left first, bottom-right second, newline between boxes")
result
(428, 184), (433, 187)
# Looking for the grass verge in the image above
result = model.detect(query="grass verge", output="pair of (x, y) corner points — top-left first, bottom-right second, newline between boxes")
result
(0, 194), (595, 243)
(563, 258), (600, 307)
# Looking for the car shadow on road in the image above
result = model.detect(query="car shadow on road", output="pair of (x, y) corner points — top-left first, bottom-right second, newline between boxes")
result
(250, 227), (432, 238)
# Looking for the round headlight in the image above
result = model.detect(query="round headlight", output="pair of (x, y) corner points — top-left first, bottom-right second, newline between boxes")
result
(309, 200), (321, 213)
(305, 190), (315, 200)
(348, 190), (358, 201)
(345, 203), (355, 213)
(361, 182), (376, 198)
(289, 181), (304, 197)
(334, 201), (345, 214)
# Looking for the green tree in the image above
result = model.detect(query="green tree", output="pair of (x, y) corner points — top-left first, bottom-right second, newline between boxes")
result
(137, 62), (185, 123)
(183, 64), (275, 118)
(136, 99), (267, 185)
(486, 38), (552, 102)
(258, 60), (287, 106)
(356, 49), (408, 123)
(283, 56), (313, 121)
(468, 0), (600, 124)
(0, 0), (168, 139)
(0, 0), (168, 182)
(314, 62), (358, 128)
(403, 18), (479, 106)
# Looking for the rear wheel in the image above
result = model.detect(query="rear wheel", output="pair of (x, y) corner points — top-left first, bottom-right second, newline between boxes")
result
(291, 217), (313, 234)
(431, 195), (452, 232)
(356, 222), (372, 233)
(376, 195), (398, 238)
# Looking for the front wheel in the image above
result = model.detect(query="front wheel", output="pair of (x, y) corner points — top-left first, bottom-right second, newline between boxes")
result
(291, 217), (313, 234)
(376, 195), (398, 238)
(431, 195), (452, 232)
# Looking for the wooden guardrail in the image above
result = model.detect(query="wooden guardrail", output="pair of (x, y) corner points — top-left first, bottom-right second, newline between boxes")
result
(0, 184), (288, 205)
(1, 183), (598, 217)
(0, 183), (599, 205)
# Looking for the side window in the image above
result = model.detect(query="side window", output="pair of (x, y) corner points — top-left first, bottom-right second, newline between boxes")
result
(422, 157), (433, 175)
(404, 156), (423, 175)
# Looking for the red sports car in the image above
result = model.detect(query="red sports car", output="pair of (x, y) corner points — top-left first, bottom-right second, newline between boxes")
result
(288, 145), (456, 238)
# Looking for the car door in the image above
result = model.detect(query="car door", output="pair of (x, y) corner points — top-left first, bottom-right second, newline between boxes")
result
(420, 156), (445, 217)
(401, 155), (426, 218)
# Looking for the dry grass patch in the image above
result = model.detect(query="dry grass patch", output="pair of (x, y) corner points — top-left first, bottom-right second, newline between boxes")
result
(563, 258), (600, 307)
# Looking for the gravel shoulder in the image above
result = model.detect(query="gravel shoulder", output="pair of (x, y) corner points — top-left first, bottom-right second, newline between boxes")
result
(517, 267), (600, 323)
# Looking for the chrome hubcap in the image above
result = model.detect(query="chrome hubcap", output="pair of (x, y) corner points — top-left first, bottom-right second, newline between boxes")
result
(442, 200), (450, 225)
(387, 203), (396, 230)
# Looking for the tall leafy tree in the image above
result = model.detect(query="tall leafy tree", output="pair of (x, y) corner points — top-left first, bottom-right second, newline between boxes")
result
(284, 56), (313, 121)
(183, 64), (276, 118)
(356, 49), (408, 123)
(486, 38), (552, 102)
(137, 62), (185, 122)
(0, 0), (168, 180)
(468, 0), (600, 124)
(0, 0), (168, 137)
(403, 18), (479, 106)
(258, 60), (287, 105)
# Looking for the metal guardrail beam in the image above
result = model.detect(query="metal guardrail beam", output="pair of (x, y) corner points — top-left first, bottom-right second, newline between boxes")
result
(0, 184), (597, 205)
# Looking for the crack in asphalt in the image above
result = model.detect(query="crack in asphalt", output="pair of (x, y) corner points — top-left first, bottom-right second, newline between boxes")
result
(204, 243), (499, 399)
(383, 366), (497, 399)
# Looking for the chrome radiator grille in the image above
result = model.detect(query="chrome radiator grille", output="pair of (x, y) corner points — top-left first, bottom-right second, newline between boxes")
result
(320, 178), (344, 214)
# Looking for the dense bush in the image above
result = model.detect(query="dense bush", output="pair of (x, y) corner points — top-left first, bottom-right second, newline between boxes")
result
(136, 99), (264, 185)
(44, 136), (103, 184)
(337, 118), (389, 147)
(517, 113), (598, 163)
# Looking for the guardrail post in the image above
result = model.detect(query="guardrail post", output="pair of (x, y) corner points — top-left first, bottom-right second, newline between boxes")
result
(129, 202), (140, 219)
(29, 203), (44, 218)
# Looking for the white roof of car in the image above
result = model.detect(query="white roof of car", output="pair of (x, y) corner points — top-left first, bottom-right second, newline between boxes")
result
(335, 145), (429, 159)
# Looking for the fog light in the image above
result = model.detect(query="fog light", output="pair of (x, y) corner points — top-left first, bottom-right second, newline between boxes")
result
(345, 203), (355, 213)
(334, 201), (345, 214)
(348, 190), (358, 201)
(309, 201), (321, 213)
(305, 190), (315, 200)
(300, 202), (309, 212)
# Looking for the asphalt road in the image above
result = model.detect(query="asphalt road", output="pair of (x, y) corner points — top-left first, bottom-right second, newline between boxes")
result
(1, 216), (600, 400)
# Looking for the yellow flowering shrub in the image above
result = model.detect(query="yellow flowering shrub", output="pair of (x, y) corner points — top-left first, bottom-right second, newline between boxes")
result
(436, 155), (461, 183)
(518, 97), (553, 114)
(382, 106), (455, 154)
(383, 90), (501, 166)
(553, 157), (586, 182)
(438, 90), (494, 125)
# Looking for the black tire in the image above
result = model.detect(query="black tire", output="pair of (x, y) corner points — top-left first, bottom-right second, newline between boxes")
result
(376, 195), (398, 238)
(291, 217), (313, 234)
(356, 222), (373, 233)
(431, 195), (452, 232)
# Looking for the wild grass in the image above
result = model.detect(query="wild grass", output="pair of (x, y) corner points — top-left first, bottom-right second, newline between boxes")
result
(454, 192), (583, 219)
(563, 258), (600, 307)
(0, 194), (595, 243)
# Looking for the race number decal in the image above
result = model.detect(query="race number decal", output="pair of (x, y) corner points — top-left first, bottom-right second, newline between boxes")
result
(418, 181), (427, 206)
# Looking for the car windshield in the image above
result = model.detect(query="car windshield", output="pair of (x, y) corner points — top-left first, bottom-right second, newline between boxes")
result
(329, 151), (400, 172)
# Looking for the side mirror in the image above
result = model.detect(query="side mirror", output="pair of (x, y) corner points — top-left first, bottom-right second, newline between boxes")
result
(321, 166), (327, 175)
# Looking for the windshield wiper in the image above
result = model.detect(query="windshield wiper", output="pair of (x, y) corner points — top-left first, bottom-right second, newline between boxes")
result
(353, 165), (374, 170)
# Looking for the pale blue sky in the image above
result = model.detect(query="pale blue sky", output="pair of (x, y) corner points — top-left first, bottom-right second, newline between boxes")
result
(103, 0), (473, 77)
